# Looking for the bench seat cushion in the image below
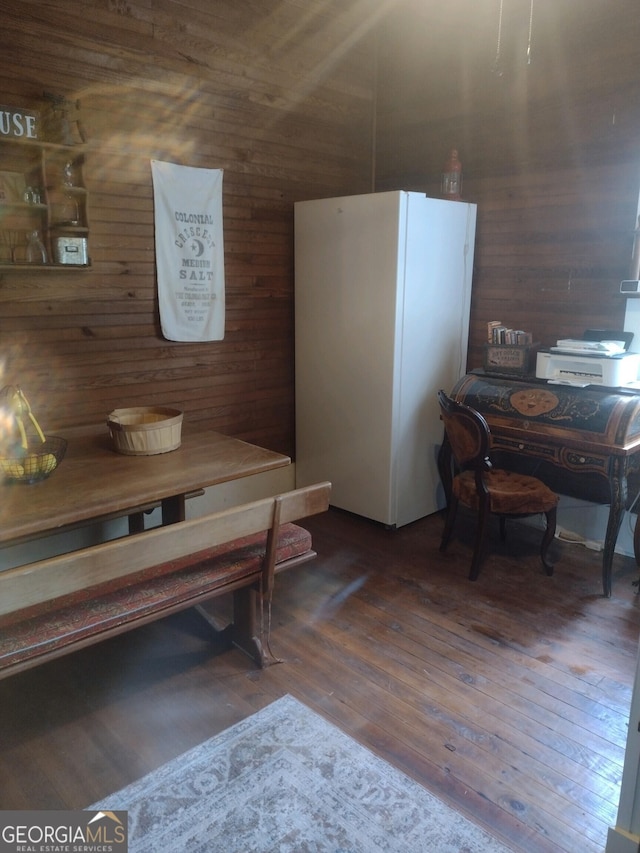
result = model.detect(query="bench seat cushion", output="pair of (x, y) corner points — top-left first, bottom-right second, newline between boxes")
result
(0, 522), (311, 670)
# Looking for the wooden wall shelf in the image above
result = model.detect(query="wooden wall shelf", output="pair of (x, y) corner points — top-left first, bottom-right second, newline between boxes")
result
(0, 263), (90, 271)
(0, 134), (89, 269)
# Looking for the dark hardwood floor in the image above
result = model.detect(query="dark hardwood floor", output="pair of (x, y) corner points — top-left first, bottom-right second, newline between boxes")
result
(1, 507), (639, 852)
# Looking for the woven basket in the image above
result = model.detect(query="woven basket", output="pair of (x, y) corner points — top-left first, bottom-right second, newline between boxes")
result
(107, 407), (183, 456)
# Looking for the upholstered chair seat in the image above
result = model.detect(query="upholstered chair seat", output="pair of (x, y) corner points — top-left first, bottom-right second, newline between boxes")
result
(452, 468), (558, 516)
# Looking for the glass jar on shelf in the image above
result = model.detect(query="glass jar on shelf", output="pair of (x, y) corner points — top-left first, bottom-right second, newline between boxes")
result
(25, 230), (48, 264)
(59, 193), (79, 226)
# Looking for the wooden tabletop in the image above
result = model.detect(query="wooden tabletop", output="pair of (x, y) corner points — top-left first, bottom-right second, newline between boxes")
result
(0, 424), (291, 547)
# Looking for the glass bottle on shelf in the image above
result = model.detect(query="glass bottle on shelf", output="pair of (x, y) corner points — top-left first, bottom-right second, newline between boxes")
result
(63, 160), (77, 187)
(25, 230), (48, 264)
(23, 186), (42, 205)
(58, 193), (79, 226)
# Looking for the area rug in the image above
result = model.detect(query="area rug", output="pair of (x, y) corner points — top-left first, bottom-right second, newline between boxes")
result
(91, 694), (514, 852)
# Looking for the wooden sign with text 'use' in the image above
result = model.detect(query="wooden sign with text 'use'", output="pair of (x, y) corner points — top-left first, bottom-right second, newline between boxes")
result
(0, 105), (39, 140)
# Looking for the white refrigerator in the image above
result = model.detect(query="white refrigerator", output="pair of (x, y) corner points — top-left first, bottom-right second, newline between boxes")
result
(294, 190), (477, 527)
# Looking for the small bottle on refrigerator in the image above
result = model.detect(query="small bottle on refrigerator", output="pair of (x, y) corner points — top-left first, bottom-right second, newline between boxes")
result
(441, 149), (462, 200)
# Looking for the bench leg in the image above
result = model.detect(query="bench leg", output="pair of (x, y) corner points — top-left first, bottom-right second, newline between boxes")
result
(194, 591), (279, 668)
(194, 605), (236, 649)
(231, 587), (280, 668)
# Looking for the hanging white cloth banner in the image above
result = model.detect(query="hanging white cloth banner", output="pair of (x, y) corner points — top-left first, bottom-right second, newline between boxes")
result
(151, 160), (225, 342)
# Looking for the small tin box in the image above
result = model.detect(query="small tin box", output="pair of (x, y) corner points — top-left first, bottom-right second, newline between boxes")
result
(54, 236), (88, 265)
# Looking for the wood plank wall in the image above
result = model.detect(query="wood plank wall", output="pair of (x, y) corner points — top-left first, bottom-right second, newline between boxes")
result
(3, 1), (640, 462)
(374, 0), (640, 371)
(0, 0), (376, 457)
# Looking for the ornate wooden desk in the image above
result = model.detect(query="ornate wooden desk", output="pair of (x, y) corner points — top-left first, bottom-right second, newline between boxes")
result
(444, 372), (640, 597)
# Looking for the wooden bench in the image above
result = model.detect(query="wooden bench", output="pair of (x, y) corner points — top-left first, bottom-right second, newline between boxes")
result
(0, 482), (331, 679)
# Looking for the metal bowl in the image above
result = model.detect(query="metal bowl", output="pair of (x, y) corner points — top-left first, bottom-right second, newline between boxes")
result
(0, 435), (68, 484)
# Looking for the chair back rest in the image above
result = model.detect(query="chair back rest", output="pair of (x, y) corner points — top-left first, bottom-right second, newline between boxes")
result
(437, 389), (492, 471)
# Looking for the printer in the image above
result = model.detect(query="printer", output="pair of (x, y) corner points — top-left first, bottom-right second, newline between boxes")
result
(535, 330), (640, 388)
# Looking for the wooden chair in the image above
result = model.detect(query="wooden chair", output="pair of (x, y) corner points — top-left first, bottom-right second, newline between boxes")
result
(437, 389), (559, 581)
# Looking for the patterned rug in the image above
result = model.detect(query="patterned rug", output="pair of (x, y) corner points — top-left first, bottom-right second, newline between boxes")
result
(91, 694), (514, 852)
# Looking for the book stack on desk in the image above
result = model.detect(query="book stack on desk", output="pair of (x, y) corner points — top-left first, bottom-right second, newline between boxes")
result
(487, 321), (533, 345)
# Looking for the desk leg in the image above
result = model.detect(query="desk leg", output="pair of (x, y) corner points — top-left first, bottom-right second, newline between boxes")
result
(437, 432), (453, 505)
(603, 462), (628, 598)
(161, 494), (186, 525)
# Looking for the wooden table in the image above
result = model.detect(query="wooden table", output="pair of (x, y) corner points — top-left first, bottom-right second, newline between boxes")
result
(0, 424), (291, 548)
